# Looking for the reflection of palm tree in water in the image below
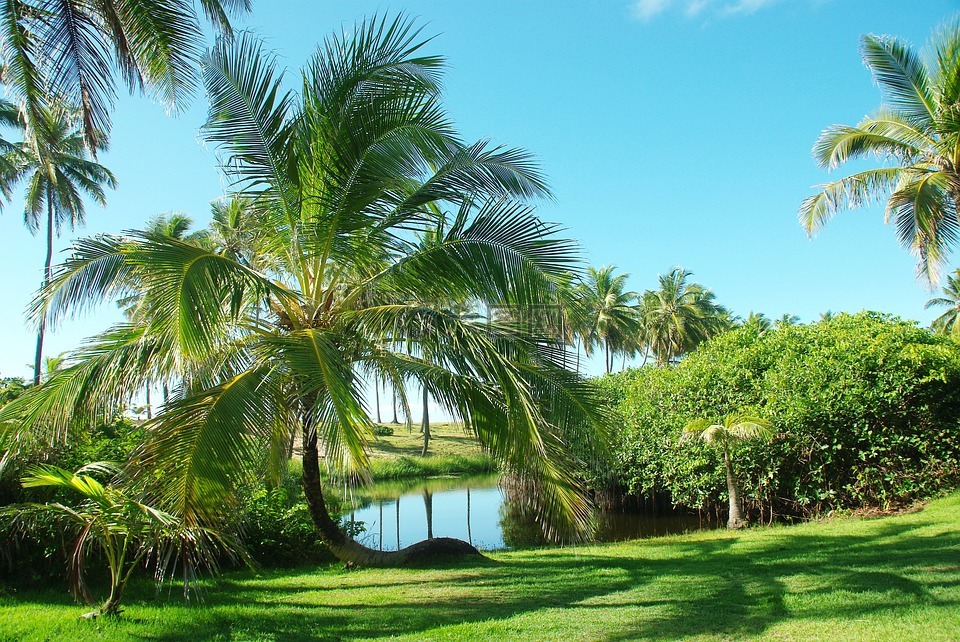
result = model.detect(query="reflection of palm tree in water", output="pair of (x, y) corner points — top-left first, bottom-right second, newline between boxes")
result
(423, 489), (434, 539)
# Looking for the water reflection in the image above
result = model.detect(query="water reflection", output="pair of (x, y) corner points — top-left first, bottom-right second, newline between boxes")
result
(347, 474), (717, 551)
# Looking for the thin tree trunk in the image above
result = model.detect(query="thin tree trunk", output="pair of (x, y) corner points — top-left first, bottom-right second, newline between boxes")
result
(34, 198), (54, 387)
(391, 387), (398, 424)
(420, 385), (430, 456)
(724, 445), (744, 530)
(576, 339), (581, 374)
(374, 380), (381, 424)
(466, 486), (472, 545)
(145, 384), (152, 420)
(300, 421), (480, 566)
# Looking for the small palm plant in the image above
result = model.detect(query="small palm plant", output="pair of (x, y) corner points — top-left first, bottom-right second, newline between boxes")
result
(682, 413), (774, 530)
(2, 462), (242, 617)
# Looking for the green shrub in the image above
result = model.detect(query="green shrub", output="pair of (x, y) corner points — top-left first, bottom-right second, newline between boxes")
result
(372, 425), (394, 436)
(603, 312), (960, 518)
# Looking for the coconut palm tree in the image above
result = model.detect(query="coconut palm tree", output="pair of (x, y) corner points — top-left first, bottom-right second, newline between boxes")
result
(576, 266), (641, 374)
(0, 0), (251, 152)
(1, 105), (115, 385)
(2, 462), (242, 616)
(0, 17), (606, 567)
(799, 18), (960, 284)
(926, 268), (960, 337)
(640, 268), (729, 366)
(774, 313), (800, 330)
(682, 412), (774, 530)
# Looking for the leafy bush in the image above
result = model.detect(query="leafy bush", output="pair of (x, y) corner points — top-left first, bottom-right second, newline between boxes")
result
(602, 312), (960, 518)
(372, 425), (394, 436)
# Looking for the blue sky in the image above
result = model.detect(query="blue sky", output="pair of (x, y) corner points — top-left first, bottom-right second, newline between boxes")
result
(0, 0), (956, 382)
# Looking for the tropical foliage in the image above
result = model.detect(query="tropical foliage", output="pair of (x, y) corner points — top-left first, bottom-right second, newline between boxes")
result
(0, 0), (251, 151)
(799, 17), (960, 283)
(0, 16), (606, 567)
(600, 313), (960, 519)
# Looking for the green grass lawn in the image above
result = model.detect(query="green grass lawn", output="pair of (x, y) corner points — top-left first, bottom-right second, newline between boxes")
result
(3, 492), (960, 640)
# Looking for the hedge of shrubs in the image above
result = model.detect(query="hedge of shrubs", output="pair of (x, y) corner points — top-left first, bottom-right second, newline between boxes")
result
(600, 312), (960, 520)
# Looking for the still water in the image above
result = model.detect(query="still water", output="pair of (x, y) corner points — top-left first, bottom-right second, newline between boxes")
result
(342, 474), (717, 551)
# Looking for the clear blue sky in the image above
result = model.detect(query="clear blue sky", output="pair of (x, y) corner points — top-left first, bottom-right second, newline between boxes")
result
(0, 0), (956, 381)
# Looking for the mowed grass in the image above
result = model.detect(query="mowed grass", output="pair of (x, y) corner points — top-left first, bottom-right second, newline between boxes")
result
(363, 422), (495, 479)
(3, 493), (960, 641)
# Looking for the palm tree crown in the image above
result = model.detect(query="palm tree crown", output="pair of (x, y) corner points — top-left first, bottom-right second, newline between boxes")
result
(576, 265), (641, 374)
(799, 18), (960, 284)
(640, 267), (729, 366)
(0, 16), (606, 565)
(926, 268), (960, 337)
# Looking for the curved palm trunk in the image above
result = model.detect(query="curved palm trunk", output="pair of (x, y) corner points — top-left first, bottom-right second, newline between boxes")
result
(34, 198), (54, 386)
(300, 425), (479, 566)
(723, 444), (745, 530)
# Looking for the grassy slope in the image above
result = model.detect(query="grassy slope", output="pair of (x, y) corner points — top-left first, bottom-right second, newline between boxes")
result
(3, 493), (960, 641)
(363, 422), (495, 479)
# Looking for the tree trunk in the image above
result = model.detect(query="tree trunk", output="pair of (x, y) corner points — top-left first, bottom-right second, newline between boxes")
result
(724, 445), (745, 530)
(374, 380), (381, 424)
(34, 199), (54, 387)
(145, 384), (152, 420)
(420, 385), (430, 456)
(391, 387), (398, 424)
(300, 423), (480, 567)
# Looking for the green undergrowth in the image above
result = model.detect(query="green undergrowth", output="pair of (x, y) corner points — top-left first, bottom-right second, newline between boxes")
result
(3, 492), (959, 641)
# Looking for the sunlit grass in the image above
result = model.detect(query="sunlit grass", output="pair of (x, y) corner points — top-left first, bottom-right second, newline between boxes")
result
(3, 492), (959, 640)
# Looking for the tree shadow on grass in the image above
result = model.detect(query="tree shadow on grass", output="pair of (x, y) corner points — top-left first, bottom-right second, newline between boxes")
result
(12, 512), (960, 641)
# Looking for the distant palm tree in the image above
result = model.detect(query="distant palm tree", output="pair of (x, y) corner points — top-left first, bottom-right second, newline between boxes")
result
(682, 412), (774, 530)
(2, 105), (115, 385)
(640, 268), (729, 366)
(576, 266), (641, 374)
(799, 18), (960, 284)
(744, 311), (772, 335)
(926, 269), (960, 338)
(775, 313), (800, 330)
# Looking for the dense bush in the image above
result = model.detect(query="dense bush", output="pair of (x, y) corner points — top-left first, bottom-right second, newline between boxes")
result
(601, 312), (960, 519)
(372, 425), (394, 436)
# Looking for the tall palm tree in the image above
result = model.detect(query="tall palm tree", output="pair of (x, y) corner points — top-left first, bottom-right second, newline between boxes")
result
(1, 17), (606, 567)
(640, 268), (729, 366)
(926, 268), (960, 337)
(0, 0), (251, 152)
(682, 412), (774, 530)
(576, 266), (641, 374)
(799, 18), (960, 284)
(1, 105), (115, 385)
(774, 313), (800, 330)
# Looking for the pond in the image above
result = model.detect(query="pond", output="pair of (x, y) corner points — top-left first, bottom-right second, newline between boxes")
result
(341, 474), (718, 551)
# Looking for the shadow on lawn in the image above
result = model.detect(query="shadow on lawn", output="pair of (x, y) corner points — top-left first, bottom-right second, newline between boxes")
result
(106, 514), (960, 642)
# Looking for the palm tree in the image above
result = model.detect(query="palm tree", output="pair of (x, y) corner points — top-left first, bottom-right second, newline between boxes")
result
(682, 412), (774, 530)
(926, 268), (960, 337)
(640, 268), (729, 366)
(799, 18), (960, 284)
(2, 17), (606, 567)
(0, 0), (251, 152)
(2, 462), (242, 616)
(743, 311), (772, 335)
(1, 105), (115, 385)
(774, 313), (800, 330)
(576, 266), (641, 374)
